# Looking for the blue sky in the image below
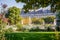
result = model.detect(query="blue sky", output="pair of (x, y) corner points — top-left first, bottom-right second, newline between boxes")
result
(0, 0), (25, 8)
(0, 0), (50, 10)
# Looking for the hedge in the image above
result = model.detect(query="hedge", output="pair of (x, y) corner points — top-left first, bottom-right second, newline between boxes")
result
(5, 32), (60, 40)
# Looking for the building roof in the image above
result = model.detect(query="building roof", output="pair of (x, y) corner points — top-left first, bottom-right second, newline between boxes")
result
(20, 10), (55, 18)
(21, 10), (52, 14)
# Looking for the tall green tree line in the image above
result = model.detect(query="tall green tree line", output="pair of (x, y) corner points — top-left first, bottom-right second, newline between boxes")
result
(15, 0), (60, 12)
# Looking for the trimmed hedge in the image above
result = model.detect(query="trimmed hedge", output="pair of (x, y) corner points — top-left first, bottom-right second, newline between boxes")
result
(5, 32), (60, 40)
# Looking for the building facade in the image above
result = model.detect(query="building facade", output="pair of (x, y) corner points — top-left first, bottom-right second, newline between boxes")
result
(21, 10), (56, 25)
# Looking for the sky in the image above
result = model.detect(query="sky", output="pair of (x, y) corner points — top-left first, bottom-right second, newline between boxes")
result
(0, 0), (50, 11)
(0, 0), (25, 8)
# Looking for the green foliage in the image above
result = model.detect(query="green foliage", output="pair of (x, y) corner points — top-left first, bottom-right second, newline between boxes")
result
(5, 28), (14, 33)
(5, 32), (60, 40)
(0, 19), (7, 40)
(16, 23), (22, 28)
(56, 11), (60, 18)
(6, 6), (21, 25)
(16, 23), (23, 31)
(44, 16), (55, 24)
(39, 18), (44, 24)
(15, 0), (60, 12)
(32, 18), (44, 24)
(32, 17), (55, 24)
(29, 27), (40, 32)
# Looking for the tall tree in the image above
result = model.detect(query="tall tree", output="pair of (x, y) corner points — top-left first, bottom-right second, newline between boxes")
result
(0, 18), (6, 40)
(6, 6), (21, 25)
(15, 0), (60, 12)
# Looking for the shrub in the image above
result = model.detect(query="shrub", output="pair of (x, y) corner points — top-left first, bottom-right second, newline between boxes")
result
(32, 18), (44, 24)
(5, 27), (14, 33)
(29, 27), (40, 32)
(16, 23), (23, 31)
(47, 27), (55, 31)
(44, 16), (55, 24)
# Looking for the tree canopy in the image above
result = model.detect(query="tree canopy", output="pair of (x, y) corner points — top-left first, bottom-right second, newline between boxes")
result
(15, 0), (60, 12)
(6, 6), (21, 25)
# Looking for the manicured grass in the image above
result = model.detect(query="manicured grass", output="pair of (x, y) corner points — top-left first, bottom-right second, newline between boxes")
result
(5, 32), (60, 40)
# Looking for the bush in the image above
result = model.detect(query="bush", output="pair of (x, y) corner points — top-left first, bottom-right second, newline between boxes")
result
(47, 27), (55, 31)
(44, 24), (56, 31)
(16, 23), (23, 31)
(32, 18), (44, 24)
(56, 26), (60, 31)
(5, 27), (14, 33)
(29, 27), (46, 32)
(29, 27), (40, 32)
(44, 16), (55, 24)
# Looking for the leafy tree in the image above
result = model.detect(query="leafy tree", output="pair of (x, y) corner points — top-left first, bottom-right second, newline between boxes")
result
(44, 16), (55, 24)
(0, 18), (7, 40)
(56, 11), (60, 19)
(6, 6), (21, 25)
(56, 11), (60, 31)
(15, 0), (60, 12)
(0, 4), (7, 40)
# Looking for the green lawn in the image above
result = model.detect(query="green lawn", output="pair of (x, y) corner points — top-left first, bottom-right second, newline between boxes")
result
(5, 32), (60, 40)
